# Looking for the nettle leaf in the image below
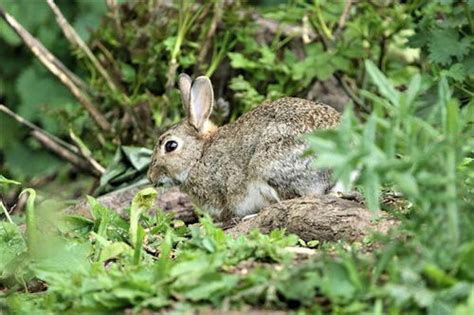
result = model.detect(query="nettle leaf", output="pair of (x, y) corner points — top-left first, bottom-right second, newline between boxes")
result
(428, 28), (472, 65)
(441, 63), (466, 82)
(229, 75), (265, 111)
(462, 52), (474, 75)
(228, 52), (258, 69)
(258, 45), (276, 67)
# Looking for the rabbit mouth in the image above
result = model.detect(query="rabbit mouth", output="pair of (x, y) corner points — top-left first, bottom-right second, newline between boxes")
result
(152, 176), (178, 187)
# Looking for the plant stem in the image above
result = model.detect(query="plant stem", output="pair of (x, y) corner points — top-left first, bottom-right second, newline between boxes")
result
(446, 145), (459, 245)
(0, 201), (14, 224)
(20, 189), (37, 257)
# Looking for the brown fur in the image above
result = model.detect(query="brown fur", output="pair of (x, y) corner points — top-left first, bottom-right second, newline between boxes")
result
(148, 76), (340, 219)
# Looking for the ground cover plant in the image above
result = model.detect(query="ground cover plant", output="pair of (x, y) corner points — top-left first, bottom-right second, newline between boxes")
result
(1, 0), (473, 313)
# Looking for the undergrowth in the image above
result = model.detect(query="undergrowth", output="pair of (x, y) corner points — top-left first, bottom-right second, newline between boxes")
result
(0, 1), (473, 313)
(1, 61), (473, 313)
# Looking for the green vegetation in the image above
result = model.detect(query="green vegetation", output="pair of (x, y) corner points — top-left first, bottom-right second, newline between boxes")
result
(1, 0), (473, 313)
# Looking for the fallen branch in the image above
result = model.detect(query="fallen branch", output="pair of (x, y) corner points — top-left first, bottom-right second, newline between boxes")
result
(0, 104), (78, 154)
(334, 0), (353, 39)
(0, 104), (105, 176)
(0, 7), (111, 131)
(46, 0), (125, 99)
(32, 131), (99, 175)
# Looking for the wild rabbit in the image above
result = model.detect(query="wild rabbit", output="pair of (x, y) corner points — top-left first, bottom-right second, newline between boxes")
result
(148, 74), (341, 220)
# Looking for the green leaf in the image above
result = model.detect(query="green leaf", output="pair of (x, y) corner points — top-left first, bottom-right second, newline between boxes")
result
(182, 274), (239, 301)
(429, 28), (472, 65)
(0, 222), (27, 274)
(442, 63), (466, 82)
(321, 262), (357, 301)
(228, 52), (258, 69)
(362, 171), (380, 212)
(122, 146), (153, 171)
(392, 172), (419, 197)
(0, 19), (21, 46)
(365, 60), (400, 106)
(405, 74), (422, 107)
(422, 263), (457, 287)
(100, 242), (132, 262)
(119, 62), (136, 83)
(73, 0), (107, 42)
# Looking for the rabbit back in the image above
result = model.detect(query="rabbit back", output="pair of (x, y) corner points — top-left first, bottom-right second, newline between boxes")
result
(182, 97), (340, 217)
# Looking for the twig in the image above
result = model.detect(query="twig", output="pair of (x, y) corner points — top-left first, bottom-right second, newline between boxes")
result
(334, 0), (352, 39)
(378, 36), (386, 71)
(284, 246), (317, 256)
(334, 73), (369, 112)
(31, 131), (99, 176)
(253, 13), (317, 41)
(46, 0), (125, 99)
(196, 2), (223, 72)
(69, 130), (106, 174)
(106, 0), (124, 39)
(94, 41), (124, 84)
(0, 8), (111, 131)
(0, 104), (105, 176)
(0, 104), (78, 154)
(1, 201), (14, 224)
(0, 10), (84, 91)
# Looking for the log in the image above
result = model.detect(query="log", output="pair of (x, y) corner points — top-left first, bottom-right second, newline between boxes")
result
(225, 195), (398, 242)
(65, 186), (397, 242)
(65, 186), (197, 224)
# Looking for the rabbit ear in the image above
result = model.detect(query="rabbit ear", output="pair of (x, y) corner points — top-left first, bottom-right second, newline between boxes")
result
(189, 76), (214, 132)
(178, 73), (192, 113)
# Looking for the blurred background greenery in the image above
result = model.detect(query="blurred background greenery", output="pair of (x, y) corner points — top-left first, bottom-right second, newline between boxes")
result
(0, 0), (472, 193)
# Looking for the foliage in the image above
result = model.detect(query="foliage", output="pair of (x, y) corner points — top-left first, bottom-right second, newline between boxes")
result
(3, 1), (473, 182)
(1, 0), (474, 313)
(307, 60), (474, 313)
(409, 0), (474, 95)
(0, 0), (107, 181)
(1, 155), (474, 314)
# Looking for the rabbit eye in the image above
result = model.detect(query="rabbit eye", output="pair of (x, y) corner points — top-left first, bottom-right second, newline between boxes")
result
(164, 140), (178, 153)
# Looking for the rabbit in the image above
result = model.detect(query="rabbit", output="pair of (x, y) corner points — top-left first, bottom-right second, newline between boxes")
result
(147, 73), (341, 220)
